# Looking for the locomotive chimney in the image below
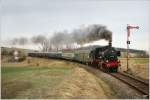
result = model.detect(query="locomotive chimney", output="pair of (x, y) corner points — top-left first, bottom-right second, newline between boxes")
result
(109, 39), (112, 47)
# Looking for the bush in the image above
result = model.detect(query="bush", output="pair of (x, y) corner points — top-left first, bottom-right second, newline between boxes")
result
(18, 56), (26, 62)
(1, 48), (9, 55)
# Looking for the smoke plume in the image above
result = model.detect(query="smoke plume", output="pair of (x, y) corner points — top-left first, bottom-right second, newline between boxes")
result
(5, 24), (112, 51)
(9, 37), (28, 45)
(72, 24), (112, 44)
(47, 24), (113, 51)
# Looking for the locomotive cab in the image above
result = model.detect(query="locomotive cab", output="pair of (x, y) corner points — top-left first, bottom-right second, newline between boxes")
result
(117, 51), (121, 56)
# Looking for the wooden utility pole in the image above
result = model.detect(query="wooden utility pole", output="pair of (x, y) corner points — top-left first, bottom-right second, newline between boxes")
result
(126, 24), (139, 71)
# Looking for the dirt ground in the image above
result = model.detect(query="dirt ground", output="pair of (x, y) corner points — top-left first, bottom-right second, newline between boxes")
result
(119, 58), (149, 80)
(1, 56), (112, 99)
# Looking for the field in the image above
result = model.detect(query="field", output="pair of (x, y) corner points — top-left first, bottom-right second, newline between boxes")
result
(1, 57), (110, 99)
(2, 67), (73, 99)
(119, 58), (149, 80)
(1, 55), (149, 99)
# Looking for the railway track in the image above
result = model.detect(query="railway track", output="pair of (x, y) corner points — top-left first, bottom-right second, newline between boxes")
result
(109, 72), (149, 97)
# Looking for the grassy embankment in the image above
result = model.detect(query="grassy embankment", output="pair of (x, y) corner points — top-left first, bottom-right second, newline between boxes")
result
(2, 55), (149, 98)
(119, 58), (149, 80)
(1, 57), (109, 99)
(1, 57), (76, 99)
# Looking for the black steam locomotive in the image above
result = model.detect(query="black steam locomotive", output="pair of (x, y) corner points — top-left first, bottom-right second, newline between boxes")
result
(88, 45), (121, 72)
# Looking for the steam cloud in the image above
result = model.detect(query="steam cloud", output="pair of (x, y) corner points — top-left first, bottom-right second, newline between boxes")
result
(47, 24), (112, 50)
(51, 24), (112, 45)
(6, 24), (112, 51)
(10, 37), (28, 45)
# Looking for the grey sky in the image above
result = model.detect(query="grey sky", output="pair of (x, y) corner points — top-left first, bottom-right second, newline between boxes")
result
(1, 0), (150, 50)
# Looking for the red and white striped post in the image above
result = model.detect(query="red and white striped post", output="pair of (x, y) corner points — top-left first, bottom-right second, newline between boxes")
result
(126, 24), (139, 71)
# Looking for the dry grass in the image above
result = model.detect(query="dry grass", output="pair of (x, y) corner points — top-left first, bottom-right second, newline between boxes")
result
(1, 66), (74, 99)
(1, 56), (75, 99)
(2, 56), (147, 99)
(1, 80), (31, 99)
(1, 56), (77, 69)
(119, 58), (149, 80)
(1, 56), (109, 99)
(56, 67), (107, 99)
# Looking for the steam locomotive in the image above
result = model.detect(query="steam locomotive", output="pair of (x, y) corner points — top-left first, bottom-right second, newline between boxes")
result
(28, 42), (121, 72)
(88, 45), (121, 72)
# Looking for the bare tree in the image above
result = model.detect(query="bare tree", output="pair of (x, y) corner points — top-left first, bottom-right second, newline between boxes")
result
(31, 35), (52, 52)
(40, 39), (52, 52)
(31, 35), (46, 44)
(50, 32), (63, 51)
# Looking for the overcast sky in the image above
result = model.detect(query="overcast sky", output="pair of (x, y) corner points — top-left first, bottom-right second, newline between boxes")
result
(1, 0), (150, 51)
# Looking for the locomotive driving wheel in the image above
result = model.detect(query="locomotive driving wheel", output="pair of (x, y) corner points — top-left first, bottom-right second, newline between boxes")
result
(110, 68), (118, 72)
(113, 67), (118, 72)
(98, 63), (102, 70)
(106, 67), (110, 73)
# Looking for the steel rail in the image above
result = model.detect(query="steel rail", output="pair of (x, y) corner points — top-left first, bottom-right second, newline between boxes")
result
(109, 72), (149, 96)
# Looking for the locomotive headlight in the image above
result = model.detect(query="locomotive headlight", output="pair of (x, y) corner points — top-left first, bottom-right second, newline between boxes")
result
(106, 60), (109, 63)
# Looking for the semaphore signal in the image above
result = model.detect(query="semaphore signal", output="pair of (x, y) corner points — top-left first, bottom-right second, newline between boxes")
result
(126, 24), (139, 71)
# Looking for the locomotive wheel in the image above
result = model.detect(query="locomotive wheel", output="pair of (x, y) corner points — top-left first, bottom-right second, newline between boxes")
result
(106, 68), (108, 72)
(109, 68), (112, 72)
(105, 67), (110, 73)
(98, 63), (102, 70)
(96, 64), (99, 69)
(112, 68), (118, 72)
(114, 68), (118, 72)
(86, 62), (89, 65)
(107, 68), (110, 73)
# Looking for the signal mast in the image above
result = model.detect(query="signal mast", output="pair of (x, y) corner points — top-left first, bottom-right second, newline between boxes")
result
(126, 24), (139, 71)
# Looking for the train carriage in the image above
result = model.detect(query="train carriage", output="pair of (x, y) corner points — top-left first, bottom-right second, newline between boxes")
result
(74, 49), (92, 64)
